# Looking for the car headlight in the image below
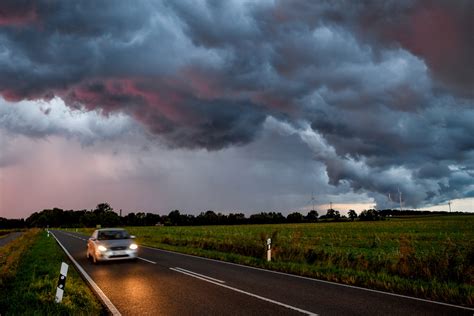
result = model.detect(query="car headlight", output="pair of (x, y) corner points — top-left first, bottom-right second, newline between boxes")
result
(129, 243), (138, 250)
(97, 245), (107, 252)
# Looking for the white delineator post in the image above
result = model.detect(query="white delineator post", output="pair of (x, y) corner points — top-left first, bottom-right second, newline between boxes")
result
(267, 238), (271, 262)
(55, 262), (69, 303)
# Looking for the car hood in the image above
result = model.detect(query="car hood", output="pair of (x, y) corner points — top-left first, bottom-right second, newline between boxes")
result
(96, 239), (135, 248)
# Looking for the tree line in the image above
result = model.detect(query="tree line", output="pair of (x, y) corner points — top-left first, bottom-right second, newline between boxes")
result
(0, 202), (462, 229)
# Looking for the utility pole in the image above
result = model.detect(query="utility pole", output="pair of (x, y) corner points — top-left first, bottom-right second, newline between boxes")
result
(310, 192), (316, 211)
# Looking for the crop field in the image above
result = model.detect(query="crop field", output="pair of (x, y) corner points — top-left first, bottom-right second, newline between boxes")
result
(74, 215), (473, 306)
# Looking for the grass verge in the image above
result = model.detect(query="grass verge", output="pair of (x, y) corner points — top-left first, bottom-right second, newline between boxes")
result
(0, 229), (105, 315)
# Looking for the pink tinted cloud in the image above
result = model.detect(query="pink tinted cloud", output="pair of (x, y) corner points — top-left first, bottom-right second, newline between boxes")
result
(179, 67), (224, 100)
(0, 4), (37, 26)
(59, 65), (296, 138)
(388, 3), (473, 95)
(1, 89), (26, 102)
(403, 5), (462, 70)
(63, 76), (198, 130)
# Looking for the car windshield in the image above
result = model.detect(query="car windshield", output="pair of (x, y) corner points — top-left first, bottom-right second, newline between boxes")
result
(97, 230), (130, 240)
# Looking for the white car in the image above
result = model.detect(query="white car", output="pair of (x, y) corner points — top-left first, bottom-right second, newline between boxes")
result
(87, 228), (138, 263)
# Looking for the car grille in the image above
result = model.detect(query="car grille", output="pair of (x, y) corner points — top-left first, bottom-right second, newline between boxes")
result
(110, 254), (129, 258)
(111, 246), (127, 250)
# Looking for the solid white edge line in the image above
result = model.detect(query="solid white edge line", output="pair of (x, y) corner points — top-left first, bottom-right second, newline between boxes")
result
(138, 257), (157, 264)
(144, 245), (474, 311)
(170, 267), (318, 316)
(173, 267), (225, 284)
(50, 230), (122, 316)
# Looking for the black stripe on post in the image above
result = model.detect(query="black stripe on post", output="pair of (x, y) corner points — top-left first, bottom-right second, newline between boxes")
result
(55, 262), (69, 303)
(57, 273), (66, 289)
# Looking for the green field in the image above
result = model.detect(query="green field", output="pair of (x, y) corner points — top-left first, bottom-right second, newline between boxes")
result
(76, 215), (474, 306)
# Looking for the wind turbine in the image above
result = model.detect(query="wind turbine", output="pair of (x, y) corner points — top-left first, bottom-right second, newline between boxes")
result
(398, 187), (403, 211)
(448, 200), (452, 213)
(387, 193), (393, 212)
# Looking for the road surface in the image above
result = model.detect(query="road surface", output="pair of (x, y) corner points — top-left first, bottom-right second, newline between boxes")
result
(0, 231), (22, 248)
(51, 230), (472, 316)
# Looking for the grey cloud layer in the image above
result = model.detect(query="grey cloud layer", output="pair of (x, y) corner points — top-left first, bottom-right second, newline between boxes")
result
(0, 98), (137, 145)
(0, 0), (473, 209)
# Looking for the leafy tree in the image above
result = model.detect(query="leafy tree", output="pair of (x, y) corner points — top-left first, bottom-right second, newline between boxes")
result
(123, 212), (137, 226)
(101, 210), (120, 227)
(216, 212), (228, 225)
(287, 212), (304, 223)
(89, 203), (120, 227)
(0, 217), (26, 229)
(94, 203), (113, 214)
(269, 212), (286, 224)
(305, 210), (319, 222)
(348, 209), (358, 221)
(81, 211), (98, 227)
(325, 209), (341, 220)
(228, 213), (246, 225)
(249, 212), (285, 224)
(168, 210), (182, 225)
(359, 209), (383, 221)
(197, 210), (219, 225)
(182, 214), (196, 225)
(166, 210), (191, 226)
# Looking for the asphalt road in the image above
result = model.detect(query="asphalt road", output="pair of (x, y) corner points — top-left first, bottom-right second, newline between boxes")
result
(51, 230), (472, 316)
(0, 231), (23, 248)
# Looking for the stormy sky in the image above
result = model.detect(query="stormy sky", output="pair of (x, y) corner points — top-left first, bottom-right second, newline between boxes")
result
(1, 0), (473, 218)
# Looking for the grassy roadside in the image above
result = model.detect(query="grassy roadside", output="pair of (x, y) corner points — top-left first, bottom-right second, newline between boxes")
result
(0, 229), (105, 315)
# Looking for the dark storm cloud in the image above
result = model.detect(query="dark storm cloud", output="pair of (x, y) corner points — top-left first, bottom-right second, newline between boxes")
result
(274, 0), (474, 98)
(0, 0), (37, 26)
(0, 0), (472, 208)
(416, 163), (451, 179)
